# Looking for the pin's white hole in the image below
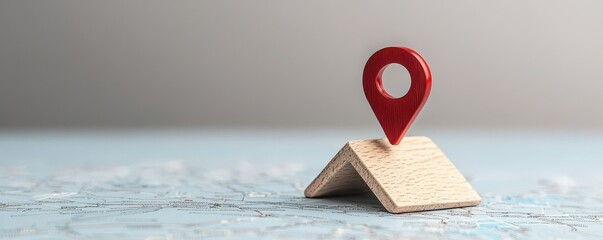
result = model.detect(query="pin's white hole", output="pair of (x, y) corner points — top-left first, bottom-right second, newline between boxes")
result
(381, 64), (411, 98)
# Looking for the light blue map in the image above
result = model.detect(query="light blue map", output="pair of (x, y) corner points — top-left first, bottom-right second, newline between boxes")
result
(1, 130), (602, 239)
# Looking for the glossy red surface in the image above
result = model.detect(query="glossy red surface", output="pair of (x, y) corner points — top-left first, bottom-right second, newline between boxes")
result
(363, 47), (432, 145)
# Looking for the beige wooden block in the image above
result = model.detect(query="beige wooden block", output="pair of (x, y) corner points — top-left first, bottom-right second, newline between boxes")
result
(304, 136), (481, 213)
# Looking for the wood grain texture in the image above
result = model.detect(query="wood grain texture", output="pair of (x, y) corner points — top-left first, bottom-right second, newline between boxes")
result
(305, 136), (481, 213)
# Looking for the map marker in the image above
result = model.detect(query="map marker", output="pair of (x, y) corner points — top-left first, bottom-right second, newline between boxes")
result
(305, 46), (480, 213)
(363, 46), (431, 145)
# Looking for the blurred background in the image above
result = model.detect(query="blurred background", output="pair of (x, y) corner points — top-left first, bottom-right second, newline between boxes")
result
(1, 0), (602, 131)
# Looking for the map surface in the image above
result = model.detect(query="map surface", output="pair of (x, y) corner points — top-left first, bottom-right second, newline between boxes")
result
(1, 130), (602, 239)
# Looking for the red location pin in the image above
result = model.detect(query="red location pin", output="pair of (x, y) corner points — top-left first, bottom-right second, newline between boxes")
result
(363, 46), (432, 145)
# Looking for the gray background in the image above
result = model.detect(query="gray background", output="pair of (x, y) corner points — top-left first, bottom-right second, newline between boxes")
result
(1, 0), (602, 130)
